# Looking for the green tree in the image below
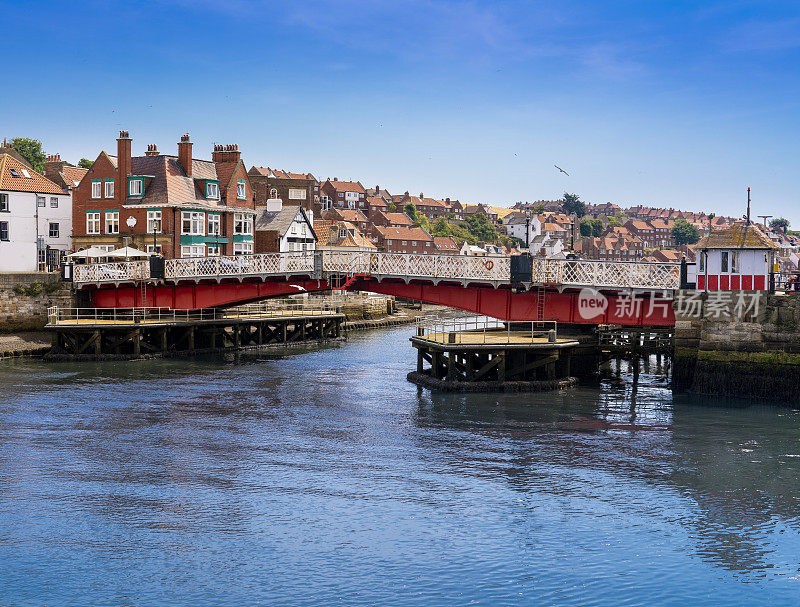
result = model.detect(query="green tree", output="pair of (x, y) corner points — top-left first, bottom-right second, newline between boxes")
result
(607, 216), (623, 229)
(561, 192), (586, 218)
(78, 158), (94, 169)
(533, 203), (545, 214)
(671, 218), (701, 245)
(466, 213), (498, 242)
(10, 137), (46, 173)
(579, 217), (603, 237)
(403, 202), (418, 221)
(431, 217), (450, 237)
(771, 217), (790, 233)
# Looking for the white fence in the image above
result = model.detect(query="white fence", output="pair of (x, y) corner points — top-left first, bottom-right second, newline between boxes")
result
(530, 259), (680, 290)
(321, 251), (510, 282)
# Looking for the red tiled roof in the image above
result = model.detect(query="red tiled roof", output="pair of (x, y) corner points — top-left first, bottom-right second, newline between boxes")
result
(0, 154), (65, 194)
(326, 179), (365, 193)
(62, 165), (88, 186)
(375, 225), (433, 241)
(379, 211), (413, 226)
(434, 236), (458, 250)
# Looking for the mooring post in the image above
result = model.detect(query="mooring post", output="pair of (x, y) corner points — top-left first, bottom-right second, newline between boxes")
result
(132, 328), (141, 357)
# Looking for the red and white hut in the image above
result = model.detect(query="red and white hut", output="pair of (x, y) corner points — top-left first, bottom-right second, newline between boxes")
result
(695, 223), (778, 291)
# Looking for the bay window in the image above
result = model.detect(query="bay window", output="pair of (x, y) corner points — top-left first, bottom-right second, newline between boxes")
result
(233, 242), (253, 255)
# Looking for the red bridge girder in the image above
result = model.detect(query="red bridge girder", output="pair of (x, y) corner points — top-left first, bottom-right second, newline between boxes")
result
(88, 279), (329, 309)
(349, 278), (675, 327)
(83, 276), (674, 327)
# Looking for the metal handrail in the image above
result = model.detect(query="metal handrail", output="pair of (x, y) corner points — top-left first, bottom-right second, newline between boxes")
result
(415, 316), (559, 345)
(46, 301), (341, 326)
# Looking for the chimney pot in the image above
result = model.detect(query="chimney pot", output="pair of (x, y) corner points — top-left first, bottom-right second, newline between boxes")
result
(333, 177), (338, 181)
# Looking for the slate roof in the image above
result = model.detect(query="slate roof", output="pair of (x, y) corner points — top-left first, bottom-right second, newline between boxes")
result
(0, 154), (65, 194)
(255, 205), (314, 239)
(695, 224), (778, 250)
(121, 155), (255, 212)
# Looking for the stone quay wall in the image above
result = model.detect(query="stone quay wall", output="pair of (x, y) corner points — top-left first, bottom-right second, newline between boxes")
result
(0, 273), (72, 332)
(674, 291), (800, 402)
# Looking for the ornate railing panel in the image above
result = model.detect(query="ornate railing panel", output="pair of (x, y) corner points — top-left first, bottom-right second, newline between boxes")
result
(72, 260), (149, 283)
(319, 251), (510, 283)
(531, 259), (680, 289)
(163, 252), (315, 280)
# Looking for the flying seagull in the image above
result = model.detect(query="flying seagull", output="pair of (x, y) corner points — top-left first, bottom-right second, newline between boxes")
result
(554, 165), (570, 176)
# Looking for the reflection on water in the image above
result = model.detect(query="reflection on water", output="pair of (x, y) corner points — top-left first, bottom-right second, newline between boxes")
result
(1, 325), (799, 605)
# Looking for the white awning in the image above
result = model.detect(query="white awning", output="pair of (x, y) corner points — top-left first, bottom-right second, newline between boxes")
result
(108, 246), (149, 258)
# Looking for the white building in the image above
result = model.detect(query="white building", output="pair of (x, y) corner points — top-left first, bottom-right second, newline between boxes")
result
(0, 153), (72, 272)
(255, 199), (316, 252)
(506, 214), (536, 244)
(695, 224), (778, 291)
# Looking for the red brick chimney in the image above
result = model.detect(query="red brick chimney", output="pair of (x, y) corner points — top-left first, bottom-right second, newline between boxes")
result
(213, 144), (241, 163)
(145, 144), (159, 156)
(178, 133), (192, 177)
(117, 130), (132, 204)
(419, 192), (424, 199)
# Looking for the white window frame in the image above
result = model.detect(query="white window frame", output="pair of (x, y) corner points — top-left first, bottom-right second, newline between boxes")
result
(208, 214), (221, 236)
(182, 211), (205, 235)
(206, 182), (219, 199)
(206, 244), (221, 256)
(50, 197), (58, 208)
(49, 222), (59, 238)
(146, 244), (163, 255)
(105, 211), (120, 234)
(0, 221), (9, 241)
(289, 188), (306, 200)
(0, 194), (7, 212)
(104, 180), (114, 198)
(129, 178), (143, 196)
(181, 244), (206, 258)
(86, 212), (101, 235)
(147, 210), (162, 234)
(237, 180), (246, 199)
(91, 181), (101, 199)
(270, 188), (278, 199)
(233, 212), (253, 235)
(233, 242), (253, 255)
(37, 196), (45, 208)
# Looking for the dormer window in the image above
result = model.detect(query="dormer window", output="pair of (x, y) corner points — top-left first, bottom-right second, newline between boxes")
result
(206, 182), (219, 199)
(129, 178), (143, 196)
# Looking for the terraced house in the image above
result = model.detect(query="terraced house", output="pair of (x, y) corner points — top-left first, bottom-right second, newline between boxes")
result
(72, 132), (256, 258)
(247, 166), (316, 212)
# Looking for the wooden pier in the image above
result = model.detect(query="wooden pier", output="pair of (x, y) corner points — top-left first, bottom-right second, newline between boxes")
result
(408, 319), (579, 392)
(46, 305), (344, 360)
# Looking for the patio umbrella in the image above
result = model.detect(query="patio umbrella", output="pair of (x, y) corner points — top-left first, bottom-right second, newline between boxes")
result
(108, 246), (149, 259)
(67, 246), (111, 259)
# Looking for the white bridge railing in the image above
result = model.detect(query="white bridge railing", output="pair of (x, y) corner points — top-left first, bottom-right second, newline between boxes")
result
(531, 259), (680, 290)
(70, 252), (680, 291)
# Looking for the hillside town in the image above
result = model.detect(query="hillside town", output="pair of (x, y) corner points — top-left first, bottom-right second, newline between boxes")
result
(1, 132), (797, 275)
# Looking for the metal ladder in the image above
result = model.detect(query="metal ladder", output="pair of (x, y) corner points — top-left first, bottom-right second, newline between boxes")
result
(536, 284), (546, 321)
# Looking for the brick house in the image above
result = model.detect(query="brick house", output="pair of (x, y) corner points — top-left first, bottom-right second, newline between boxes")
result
(248, 166), (316, 212)
(322, 208), (369, 234)
(373, 225), (435, 254)
(320, 178), (366, 212)
(72, 131), (257, 258)
(314, 219), (376, 252)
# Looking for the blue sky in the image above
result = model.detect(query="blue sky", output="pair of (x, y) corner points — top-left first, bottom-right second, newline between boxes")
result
(4, 1), (800, 223)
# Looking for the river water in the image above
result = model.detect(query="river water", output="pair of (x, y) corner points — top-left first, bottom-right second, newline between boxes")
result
(1, 322), (800, 605)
